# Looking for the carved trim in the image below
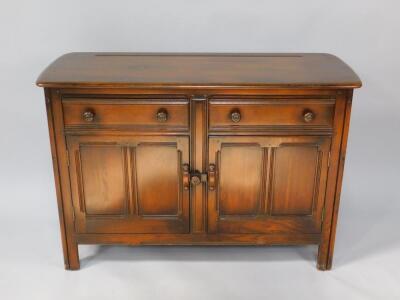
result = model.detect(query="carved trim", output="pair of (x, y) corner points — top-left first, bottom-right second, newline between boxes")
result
(58, 87), (340, 97)
(215, 150), (221, 213)
(64, 124), (190, 132)
(264, 148), (273, 215)
(182, 163), (190, 191)
(61, 96), (189, 105)
(259, 148), (268, 214)
(131, 146), (139, 216)
(74, 149), (86, 213)
(209, 98), (335, 105)
(76, 232), (322, 245)
(177, 150), (183, 216)
(267, 148), (275, 216)
(209, 130), (333, 137)
(207, 164), (216, 191)
(209, 125), (333, 133)
(125, 146), (135, 215)
(122, 146), (129, 216)
(311, 149), (323, 217)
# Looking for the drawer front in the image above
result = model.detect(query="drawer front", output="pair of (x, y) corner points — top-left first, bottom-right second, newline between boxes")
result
(62, 98), (189, 130)
(209, 98), (335, 131)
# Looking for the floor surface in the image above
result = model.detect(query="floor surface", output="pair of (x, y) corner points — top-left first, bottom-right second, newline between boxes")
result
(1, 180), (399, 300)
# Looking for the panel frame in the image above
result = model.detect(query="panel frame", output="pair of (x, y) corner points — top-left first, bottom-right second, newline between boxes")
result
(207, 135), (331, 234)
(66, 135), (190, 234)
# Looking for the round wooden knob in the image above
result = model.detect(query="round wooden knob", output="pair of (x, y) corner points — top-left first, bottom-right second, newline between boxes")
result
(231, 110), (241, 123)
(303, 111), (315, 123)
(82, 110), (95, 122)
(190, 175), (201, 185)
(156, 108), (168, 122)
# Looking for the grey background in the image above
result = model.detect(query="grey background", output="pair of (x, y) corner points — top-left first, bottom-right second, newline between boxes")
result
(1, 0), (399, 299)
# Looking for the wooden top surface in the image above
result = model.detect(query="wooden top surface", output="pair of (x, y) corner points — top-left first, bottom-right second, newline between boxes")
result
(36, 53), (361, 89)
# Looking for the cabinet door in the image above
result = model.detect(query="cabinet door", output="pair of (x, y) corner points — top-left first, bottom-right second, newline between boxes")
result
(67, 135), (189, 234)
(208, 136), (331, 234)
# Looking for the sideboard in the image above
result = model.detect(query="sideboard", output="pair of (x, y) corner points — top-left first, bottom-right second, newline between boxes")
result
(37, 53), (361, 270)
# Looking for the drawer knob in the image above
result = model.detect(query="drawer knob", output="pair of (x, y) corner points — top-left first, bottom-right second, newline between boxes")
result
(231, 110), (241, 123)
(82, 110), (95, 122)
(156, 108), (168, 122)
(303, 111), (315, 123)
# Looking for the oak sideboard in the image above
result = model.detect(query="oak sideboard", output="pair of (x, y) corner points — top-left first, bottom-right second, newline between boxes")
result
(37, 53), (361, 270)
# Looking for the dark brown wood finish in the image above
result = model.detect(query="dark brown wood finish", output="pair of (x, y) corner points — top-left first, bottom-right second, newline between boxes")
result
(66, 135), (190, 234)
(62, 97), (189, 130)
(37, 53), (361, 89)
(38, 53), (361, 270)
(207, 136), (330, 234)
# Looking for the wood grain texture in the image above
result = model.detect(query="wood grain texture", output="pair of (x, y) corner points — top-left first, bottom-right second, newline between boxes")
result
(190, 98), (207, 233)
(77, 144), (127, 215)
(62, 98), (189, 130)
(219, 144), (263, 216)
(67, 135), (190, 234)
(37, 53), (361, 89)
(38, 53), (361, 270)
(43, 88), (71, 269)
(76, 233), (321, 245)
(271, 145), (320, 215)
(50, 89), (80, 270)
(317, 92), (353, 270)
(207, 136), (330, 235)
(209, 98), (334, 130)
(135, 143), (180, 216)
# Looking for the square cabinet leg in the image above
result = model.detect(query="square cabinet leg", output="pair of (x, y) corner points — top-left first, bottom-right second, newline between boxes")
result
(317, 242), (333, 271)
(64, 239), (80, 270)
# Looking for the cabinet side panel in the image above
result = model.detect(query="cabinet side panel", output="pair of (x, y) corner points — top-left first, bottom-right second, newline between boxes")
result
(326, 92), (353, 269)
(317, 91), (352, 270)
(44, 88), (70, 268)
(47, 88), (80, 269)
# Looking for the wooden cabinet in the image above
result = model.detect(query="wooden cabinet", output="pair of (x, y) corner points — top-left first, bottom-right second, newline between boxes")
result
(37, 53), (361, 270)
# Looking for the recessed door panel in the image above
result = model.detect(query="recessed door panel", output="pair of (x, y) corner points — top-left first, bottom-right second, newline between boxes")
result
(136, 144), (180, 216)
(219, 144), (263, 216)
(271, 145), (320, 215)
(79, 145), (127, 215)
(67, 135), (189, 234)
(208, 136), (330, 234)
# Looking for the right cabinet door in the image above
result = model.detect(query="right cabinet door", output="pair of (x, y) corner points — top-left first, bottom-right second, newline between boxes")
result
(207, 136), (331, 234)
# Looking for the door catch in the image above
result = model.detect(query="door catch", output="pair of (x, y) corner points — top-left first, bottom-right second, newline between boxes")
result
(190, 171), (207, 185)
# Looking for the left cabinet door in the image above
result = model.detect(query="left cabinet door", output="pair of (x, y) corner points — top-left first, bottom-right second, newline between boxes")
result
(66, 135), (190, 234)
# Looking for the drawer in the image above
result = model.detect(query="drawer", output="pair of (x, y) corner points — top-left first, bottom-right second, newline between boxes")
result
(208, 98), (335, 131)
(62, 98), (189, 130)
